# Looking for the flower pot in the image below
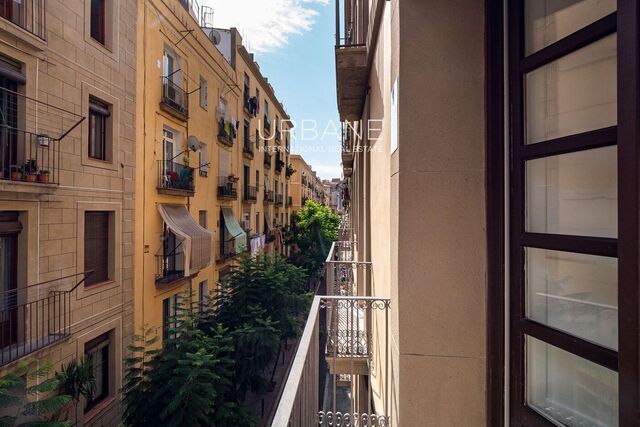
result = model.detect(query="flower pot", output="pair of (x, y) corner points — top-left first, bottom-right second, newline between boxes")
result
(37, 174), (49, 184)
(25, 174), (37, 183)
(11, 172), (22, 181)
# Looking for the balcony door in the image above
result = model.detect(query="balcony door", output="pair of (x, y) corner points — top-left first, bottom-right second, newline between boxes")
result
(508, 1), (622, 426)
(0, 212), (19, 348)
(0, 74), (18, 176)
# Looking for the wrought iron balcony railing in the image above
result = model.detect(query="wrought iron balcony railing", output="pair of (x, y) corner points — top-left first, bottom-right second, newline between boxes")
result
(0, 0), (45, 40)
(264, 151), (271, 168)
(0, 271), (92, 367)
(0, 87), (84, 187)
(243, 185), (258, 202)
(157, 160), (195, 195)
(243, 139), (254, 157)
(161, 77), (189, 119)
(218, 119), (235, 146)
(272, 296), (390, 427)
(264, 189), (275, 203)
(217, 176), (238, 199)
(275, 193), (283, 206)
(155, 243), (185, 285)
(275, 158), (284, 173)
(216, 238), (236, 262)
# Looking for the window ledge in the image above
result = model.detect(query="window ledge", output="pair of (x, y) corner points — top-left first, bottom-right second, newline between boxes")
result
(83, 396), (116, 424)
(0, 179), (57, 195)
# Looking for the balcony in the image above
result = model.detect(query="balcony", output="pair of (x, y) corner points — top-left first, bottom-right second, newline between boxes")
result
(0, 87), (83, 191)
(265, 189), (275, 204)
(217, 176), (238, 200)
(155, 243), (185, 285)
(216, 238), (236, 262)
(0, 0), (45, 41)
(157, 160), (195, 196)
(243, 94), (257, 117)
(243, 185), (258, 203)
(160, 77), (189, 120)
(275, 193), (283, 206)
(275, 128), (281, 143)
(264, 115), (271, 133)
(0, 271), (91, 367)
(273, 240), (389, 426)
(264, 151), (272, 168)
(243, 139), (254, 158)
(275, 157), (285, 174)
(217, 119), (235, 147)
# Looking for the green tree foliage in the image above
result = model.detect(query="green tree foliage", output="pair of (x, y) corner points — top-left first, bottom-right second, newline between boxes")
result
(54, 357), (95, 423)
(289, 200), (340, 272)
(0, 361), (71, 427)
(123, 298), (236, 427)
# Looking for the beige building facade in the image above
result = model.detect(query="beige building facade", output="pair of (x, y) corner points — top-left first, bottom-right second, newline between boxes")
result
(0, 0), (136, 424)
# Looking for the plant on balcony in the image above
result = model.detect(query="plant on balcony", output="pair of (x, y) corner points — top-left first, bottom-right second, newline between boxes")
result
(10, 165), (22, 181)
(0, 360), (73, 426)
(38, 169), (50, 184)
(285, 164), (295, 178)
(23, 159), (38, 182)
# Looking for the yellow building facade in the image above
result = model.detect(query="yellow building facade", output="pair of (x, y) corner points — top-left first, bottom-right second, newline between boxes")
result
(289, 154), (326, 214)
(135, 0), (292, 340)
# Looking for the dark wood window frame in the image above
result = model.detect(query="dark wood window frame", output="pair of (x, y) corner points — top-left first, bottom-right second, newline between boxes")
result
(88, 97), (110, 162)
(90, 0), (106, 45)
(84, 332), (111, 413)
(485, 1), (640, 426)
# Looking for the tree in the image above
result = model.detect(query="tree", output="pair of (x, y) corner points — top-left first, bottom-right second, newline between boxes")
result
(0, 361), (71, 427)
(290, 200), (340, 272)
(123, 297), (236, 427)
(54, 357), (95, 423)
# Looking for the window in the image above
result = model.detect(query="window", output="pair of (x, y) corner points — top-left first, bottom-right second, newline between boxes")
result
(0, 212), (20, 348)
(84, 211), (110, 286)
(199, 76), (207, 109)
(84, 333), (111, 413)
(163, 294), (181, 340)
(199, 210), (208, 229)
(244, 120), (250, 149)
(218, 96), (227, 115)
(199, 143), (208, 177)
(90, 0), (106, 45)
(198, 280), (208, 313)
(88, 97), (110, 161)
(256, 211), (260, 234)
(507, 4), (619, 426)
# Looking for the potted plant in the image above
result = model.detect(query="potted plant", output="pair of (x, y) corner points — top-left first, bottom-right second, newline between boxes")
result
(10, 165), (22, 181)
(23, 159), (38, 182)
(38, 169), (49, 183)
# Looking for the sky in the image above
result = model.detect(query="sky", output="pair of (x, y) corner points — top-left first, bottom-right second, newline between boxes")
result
(200, 0), (342, 180)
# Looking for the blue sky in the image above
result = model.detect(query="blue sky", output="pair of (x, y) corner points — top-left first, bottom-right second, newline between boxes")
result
(201, 0), (342, 179)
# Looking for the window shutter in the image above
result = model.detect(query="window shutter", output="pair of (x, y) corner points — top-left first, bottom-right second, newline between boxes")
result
(84, 211), (110, 285)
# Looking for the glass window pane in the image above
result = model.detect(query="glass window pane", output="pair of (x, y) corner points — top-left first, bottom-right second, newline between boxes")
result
(525, 0), (616, 55)
(526, 146), (617, 238)
(525, 34), (617, 144)
(526, 336), (618, 426)
(526, 248), (617, 350)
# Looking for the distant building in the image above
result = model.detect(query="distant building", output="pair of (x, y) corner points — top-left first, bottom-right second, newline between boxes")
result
(289, 154), (327, 214)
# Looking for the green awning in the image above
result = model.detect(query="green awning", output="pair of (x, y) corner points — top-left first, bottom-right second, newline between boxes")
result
(222, 207), (247, 253)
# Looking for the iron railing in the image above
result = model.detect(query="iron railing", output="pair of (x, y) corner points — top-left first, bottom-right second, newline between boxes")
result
(216, 238), (235, 261)
(0, 87), (84, 186)
(244, 94), (257, 116)
(275, 193), (283, 206)
(161, 77), (188, 118)
(218, 119), (235, 146)
(0, 271), (92, 367)
(264, 151), (272, 168)
(272, 296), (390, 427)
(155, 242), (185, 285)
(157, 160), (195, 194)
(275, 157), (284, 173)
(273, 237), (390, 426)
(179, 0), (200, 23)
(244, 185), (258, 202)
(243, 138), (254, 157)
(265, 189), (275, 203)
(0, 0), (45, 40)
(217, 176), (238, 199)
